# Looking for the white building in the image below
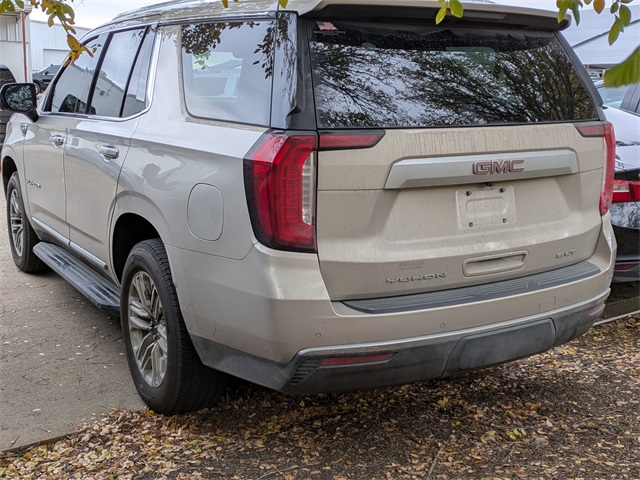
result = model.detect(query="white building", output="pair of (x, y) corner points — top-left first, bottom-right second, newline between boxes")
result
(30, 20), (91, 71)
(0, 2), (31, 82)
(563, 6), (640, 71)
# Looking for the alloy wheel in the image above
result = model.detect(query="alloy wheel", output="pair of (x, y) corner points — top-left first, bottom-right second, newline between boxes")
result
(127, 271), (168, 388)
(9, 189), (24, 257)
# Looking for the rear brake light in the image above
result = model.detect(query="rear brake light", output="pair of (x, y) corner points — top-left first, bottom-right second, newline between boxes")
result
(319, 130), (385, 150)
(601, 123), (616, 215)
(244, 130), (384, 253)
(244, 132), (318, 252)
(612, 180), (640, 203)
(577, 122), (615, 215)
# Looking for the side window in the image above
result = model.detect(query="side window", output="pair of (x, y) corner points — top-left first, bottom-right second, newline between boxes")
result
(48, 35), (105, 114)
(91, 28), (146, 118)
(122, 28), (155, 117)
(180, 20), (273, 125)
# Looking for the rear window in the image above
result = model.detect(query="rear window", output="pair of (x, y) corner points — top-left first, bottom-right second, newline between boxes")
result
(308, 21), (598, 128)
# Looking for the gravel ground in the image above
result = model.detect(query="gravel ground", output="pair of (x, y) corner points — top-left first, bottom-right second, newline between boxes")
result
(1, 315), (638, 480)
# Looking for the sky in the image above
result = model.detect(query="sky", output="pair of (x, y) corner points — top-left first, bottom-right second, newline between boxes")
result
(30, 0), (566, 29)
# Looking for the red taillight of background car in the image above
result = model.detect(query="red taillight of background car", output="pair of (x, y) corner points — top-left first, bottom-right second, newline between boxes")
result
(612, 179), (640, 203)
(577, 122), (616, 215)
(244, 130), (384, 253)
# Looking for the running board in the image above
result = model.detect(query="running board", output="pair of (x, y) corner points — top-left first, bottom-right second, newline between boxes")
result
(33, 242), (120, 314)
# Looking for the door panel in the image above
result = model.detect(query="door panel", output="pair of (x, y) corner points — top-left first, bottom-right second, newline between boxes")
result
(64, 118), (137, 266)
(22, 115), (71, 240)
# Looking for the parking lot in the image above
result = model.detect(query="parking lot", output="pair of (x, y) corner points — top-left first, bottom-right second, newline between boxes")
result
(0, 204), (143, 451)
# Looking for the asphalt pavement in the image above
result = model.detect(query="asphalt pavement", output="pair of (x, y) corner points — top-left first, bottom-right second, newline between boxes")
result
(0, 201), (144, 451)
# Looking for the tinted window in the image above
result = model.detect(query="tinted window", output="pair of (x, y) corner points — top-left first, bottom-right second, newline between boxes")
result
(597, 84), (630, 109)
(91, 28), (145, 117)
(309, 21), (598, 128)
(181, 21), (273, 125)
(122, 28), (155, 117)
(49, 36), (104, 114)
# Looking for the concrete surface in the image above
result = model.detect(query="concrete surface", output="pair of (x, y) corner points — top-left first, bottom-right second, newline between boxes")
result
(0, 200), (144, 452)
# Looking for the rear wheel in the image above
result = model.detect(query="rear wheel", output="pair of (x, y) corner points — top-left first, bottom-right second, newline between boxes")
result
(6, 173), (45, 273)
(121, 239), (228, 414)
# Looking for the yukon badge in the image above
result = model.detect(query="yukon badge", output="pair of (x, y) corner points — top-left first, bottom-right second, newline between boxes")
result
(473, 159), (524, 175)
(387, 272), (447, 284)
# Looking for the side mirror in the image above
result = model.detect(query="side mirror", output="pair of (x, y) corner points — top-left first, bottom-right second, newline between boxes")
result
(0, 83), (38, 122)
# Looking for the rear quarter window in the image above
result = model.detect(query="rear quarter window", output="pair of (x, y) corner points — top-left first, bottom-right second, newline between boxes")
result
(180, 20), (274, 126)
(308, 21), (598, 128)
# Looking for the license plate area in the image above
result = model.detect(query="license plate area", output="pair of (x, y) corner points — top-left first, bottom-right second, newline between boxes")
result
(456, 186), (516, 229)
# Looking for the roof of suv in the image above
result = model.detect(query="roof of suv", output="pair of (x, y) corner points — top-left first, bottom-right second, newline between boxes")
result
(110, 0), (568, 29)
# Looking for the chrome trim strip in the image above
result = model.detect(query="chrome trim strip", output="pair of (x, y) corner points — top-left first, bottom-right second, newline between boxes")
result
(31, 217), (69, 245)
(299, 291), (609, 357)
(158, 13), (276, 27)
(384, 149), (579, 189)
(69, 241), (108, 270)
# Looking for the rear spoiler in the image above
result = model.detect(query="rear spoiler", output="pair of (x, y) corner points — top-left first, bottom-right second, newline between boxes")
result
(295, 0), (570, 31)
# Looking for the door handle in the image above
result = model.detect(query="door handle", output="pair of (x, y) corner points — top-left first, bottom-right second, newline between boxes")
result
(49, 134), (65, 146)
(98, 145), (119, 160)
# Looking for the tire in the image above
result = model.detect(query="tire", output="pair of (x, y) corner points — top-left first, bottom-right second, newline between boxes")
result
(6, 172), (45, 273)
(121, 239), (228, 414)
(33, 82), (41, 94)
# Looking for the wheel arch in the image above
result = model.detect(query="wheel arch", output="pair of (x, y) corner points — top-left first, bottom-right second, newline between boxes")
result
(2, 155), (18, 195)
(112, 213), (162, 283)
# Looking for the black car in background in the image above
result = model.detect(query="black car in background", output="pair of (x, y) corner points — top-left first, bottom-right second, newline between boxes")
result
(602, 105), (640, 282)
(0, 64), (17, 146)
(32, 64), (60, 93)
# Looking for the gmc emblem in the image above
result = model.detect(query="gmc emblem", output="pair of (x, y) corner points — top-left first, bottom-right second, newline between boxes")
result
(472, 159), (524, 175)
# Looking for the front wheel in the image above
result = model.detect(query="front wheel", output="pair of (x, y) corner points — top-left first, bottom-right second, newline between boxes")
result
(121, 239), (228, 414)
(6, 172), (45, 273)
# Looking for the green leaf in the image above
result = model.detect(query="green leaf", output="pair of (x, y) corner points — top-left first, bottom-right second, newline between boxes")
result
(608, 19), (621, 44)
(278, 0), (288, 6)
(221, 0), (228, 7)
(604, 47), (640, 86)
(593, 0), (605, 13)
(619, 5), (632, 25)
(571, 4), (581, 25)
(557, 7), (568, 23)
(450, 0), (464, 18)
(435, 3), (447, 24)
(13, 0), (23, 8)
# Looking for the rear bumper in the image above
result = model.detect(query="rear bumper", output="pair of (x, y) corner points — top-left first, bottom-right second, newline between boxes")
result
(191, 291), (607, 394)
(168, 217), (615, 394)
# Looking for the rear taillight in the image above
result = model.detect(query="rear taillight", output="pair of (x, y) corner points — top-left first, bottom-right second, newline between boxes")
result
(601, 123), (616, 215)
(577, 122), (616, 215)
(244, 130), (384, 253)
(612, 179), (640, 203)
(244, 132), (318, 252)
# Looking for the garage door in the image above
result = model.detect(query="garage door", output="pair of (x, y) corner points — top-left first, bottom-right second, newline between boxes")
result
(43, 49), (68, 67)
